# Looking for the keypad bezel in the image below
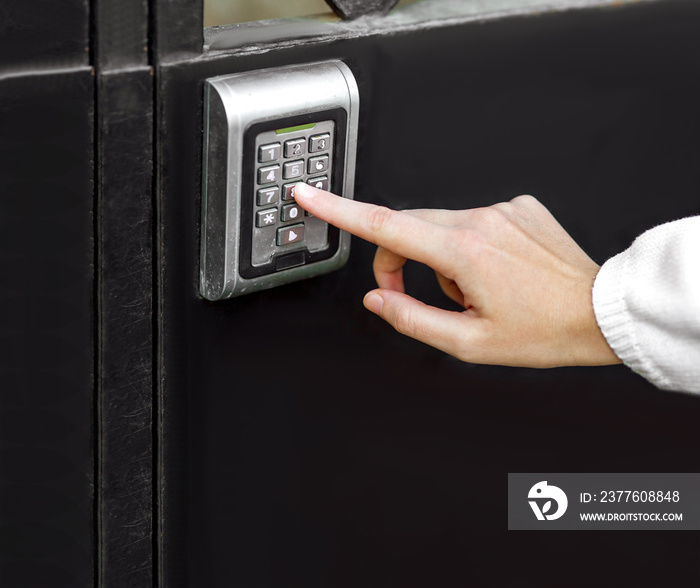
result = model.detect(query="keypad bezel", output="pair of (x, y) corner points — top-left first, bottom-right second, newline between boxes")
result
(238, 108), (347, 280)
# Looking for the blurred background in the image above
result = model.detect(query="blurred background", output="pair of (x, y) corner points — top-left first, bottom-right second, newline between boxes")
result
(204, 0), (423, 26)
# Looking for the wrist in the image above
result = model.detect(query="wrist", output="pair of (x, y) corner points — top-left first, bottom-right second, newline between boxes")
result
(568, 267), (622, 366)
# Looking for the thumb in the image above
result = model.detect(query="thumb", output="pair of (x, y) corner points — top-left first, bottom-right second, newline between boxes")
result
(363, 289), (476, 358)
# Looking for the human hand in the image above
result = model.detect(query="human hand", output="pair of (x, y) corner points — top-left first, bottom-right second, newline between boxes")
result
(293, 183), (621, 368)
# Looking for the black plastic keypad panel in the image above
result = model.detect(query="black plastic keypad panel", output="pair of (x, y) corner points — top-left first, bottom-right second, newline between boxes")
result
(250, 120), (335, 268)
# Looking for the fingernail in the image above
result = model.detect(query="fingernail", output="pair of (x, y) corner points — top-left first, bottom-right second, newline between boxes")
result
(293, 182), (316, 200)
(363, 292), (384, 315)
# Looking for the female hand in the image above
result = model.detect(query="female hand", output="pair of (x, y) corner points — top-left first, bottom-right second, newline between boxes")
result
(294, 183), (620, 368)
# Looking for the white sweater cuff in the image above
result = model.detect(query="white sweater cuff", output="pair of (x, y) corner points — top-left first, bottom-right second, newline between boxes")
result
(592, 251), (668, 388)
(592, 217), (700, 394)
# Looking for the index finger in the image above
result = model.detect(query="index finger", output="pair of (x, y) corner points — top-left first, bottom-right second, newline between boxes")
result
(294, 182), (457, 275)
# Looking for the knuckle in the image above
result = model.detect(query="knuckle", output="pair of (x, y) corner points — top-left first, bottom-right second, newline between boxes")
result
(511, 194), (539, 207)
(366, 206), (394, 233)
(490, 202), (513, 215)
(474, 206), (508, 228)
(392, 305), (415, 336)
(374, 247), (403, 270)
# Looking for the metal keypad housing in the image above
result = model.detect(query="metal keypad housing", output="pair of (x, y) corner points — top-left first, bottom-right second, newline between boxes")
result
(200, 61), (359, 300)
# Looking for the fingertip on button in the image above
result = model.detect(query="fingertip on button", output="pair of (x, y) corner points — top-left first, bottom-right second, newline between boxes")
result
(293, 182), (315, 200)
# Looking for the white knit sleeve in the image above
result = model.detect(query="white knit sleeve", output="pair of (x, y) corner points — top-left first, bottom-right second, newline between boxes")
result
(592, 217), (700, 394)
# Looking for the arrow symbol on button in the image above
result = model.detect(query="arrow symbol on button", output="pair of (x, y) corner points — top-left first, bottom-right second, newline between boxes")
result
(289, 230), (298, 241)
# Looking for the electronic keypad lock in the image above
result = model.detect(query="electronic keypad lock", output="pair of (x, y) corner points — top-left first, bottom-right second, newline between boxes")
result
(200, 60), (360, 300)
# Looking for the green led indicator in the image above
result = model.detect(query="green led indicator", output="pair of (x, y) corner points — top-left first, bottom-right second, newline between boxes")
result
(274, 122), (316, 135)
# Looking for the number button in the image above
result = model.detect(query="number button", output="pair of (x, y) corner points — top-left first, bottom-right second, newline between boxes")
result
(283, 160), (304, 180)
(308, 155), (329, 174)
(258, 164), (280, 185)
(277, 224), (305, 246)
(284, 138), (306, 158)
(309, 133), (330, 153)
(256, 208), (278, 228)
(307, 175), (328, 191)
(257, 187), (279, 206)
(258, 143), (281, 162)
(281, 204), (303, 222)
(282, 183), (297, 201)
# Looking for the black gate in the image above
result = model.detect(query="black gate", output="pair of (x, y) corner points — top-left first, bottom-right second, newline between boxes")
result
(1, 0), (699, 586)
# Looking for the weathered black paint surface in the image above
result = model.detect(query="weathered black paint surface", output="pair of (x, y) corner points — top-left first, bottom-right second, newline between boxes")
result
(0, 70), (94, 587)
(157, 2), (700, 586)
(91, 0), (156, 583)
(152, 0), (203, 61)
(0, 0), (156, 583)
(96, 68), (154, 587)
(0, 0), (90, 72)
(94, 0), (149, 70)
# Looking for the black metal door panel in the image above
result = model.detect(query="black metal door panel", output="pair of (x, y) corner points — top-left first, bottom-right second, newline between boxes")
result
(0, 68), (94, 588)
(157, 2), (700, 586)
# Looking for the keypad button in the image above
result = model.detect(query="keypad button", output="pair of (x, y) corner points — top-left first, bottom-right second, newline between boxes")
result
(282, 183), (298, 201)
(309, 133), (330, 153)
(257, 186), (279, 206)
(277, 224), (305, 246)
(258, 143), (281, 162)
(258, 164), (280, 185)
(256, 208), (278, 228)
(307, 175), (328, 191)
(284, 138), (306, 158)
(281, 204), (303, 222)
(308, 155), (329, 174)
(283, 160), (304, 180)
